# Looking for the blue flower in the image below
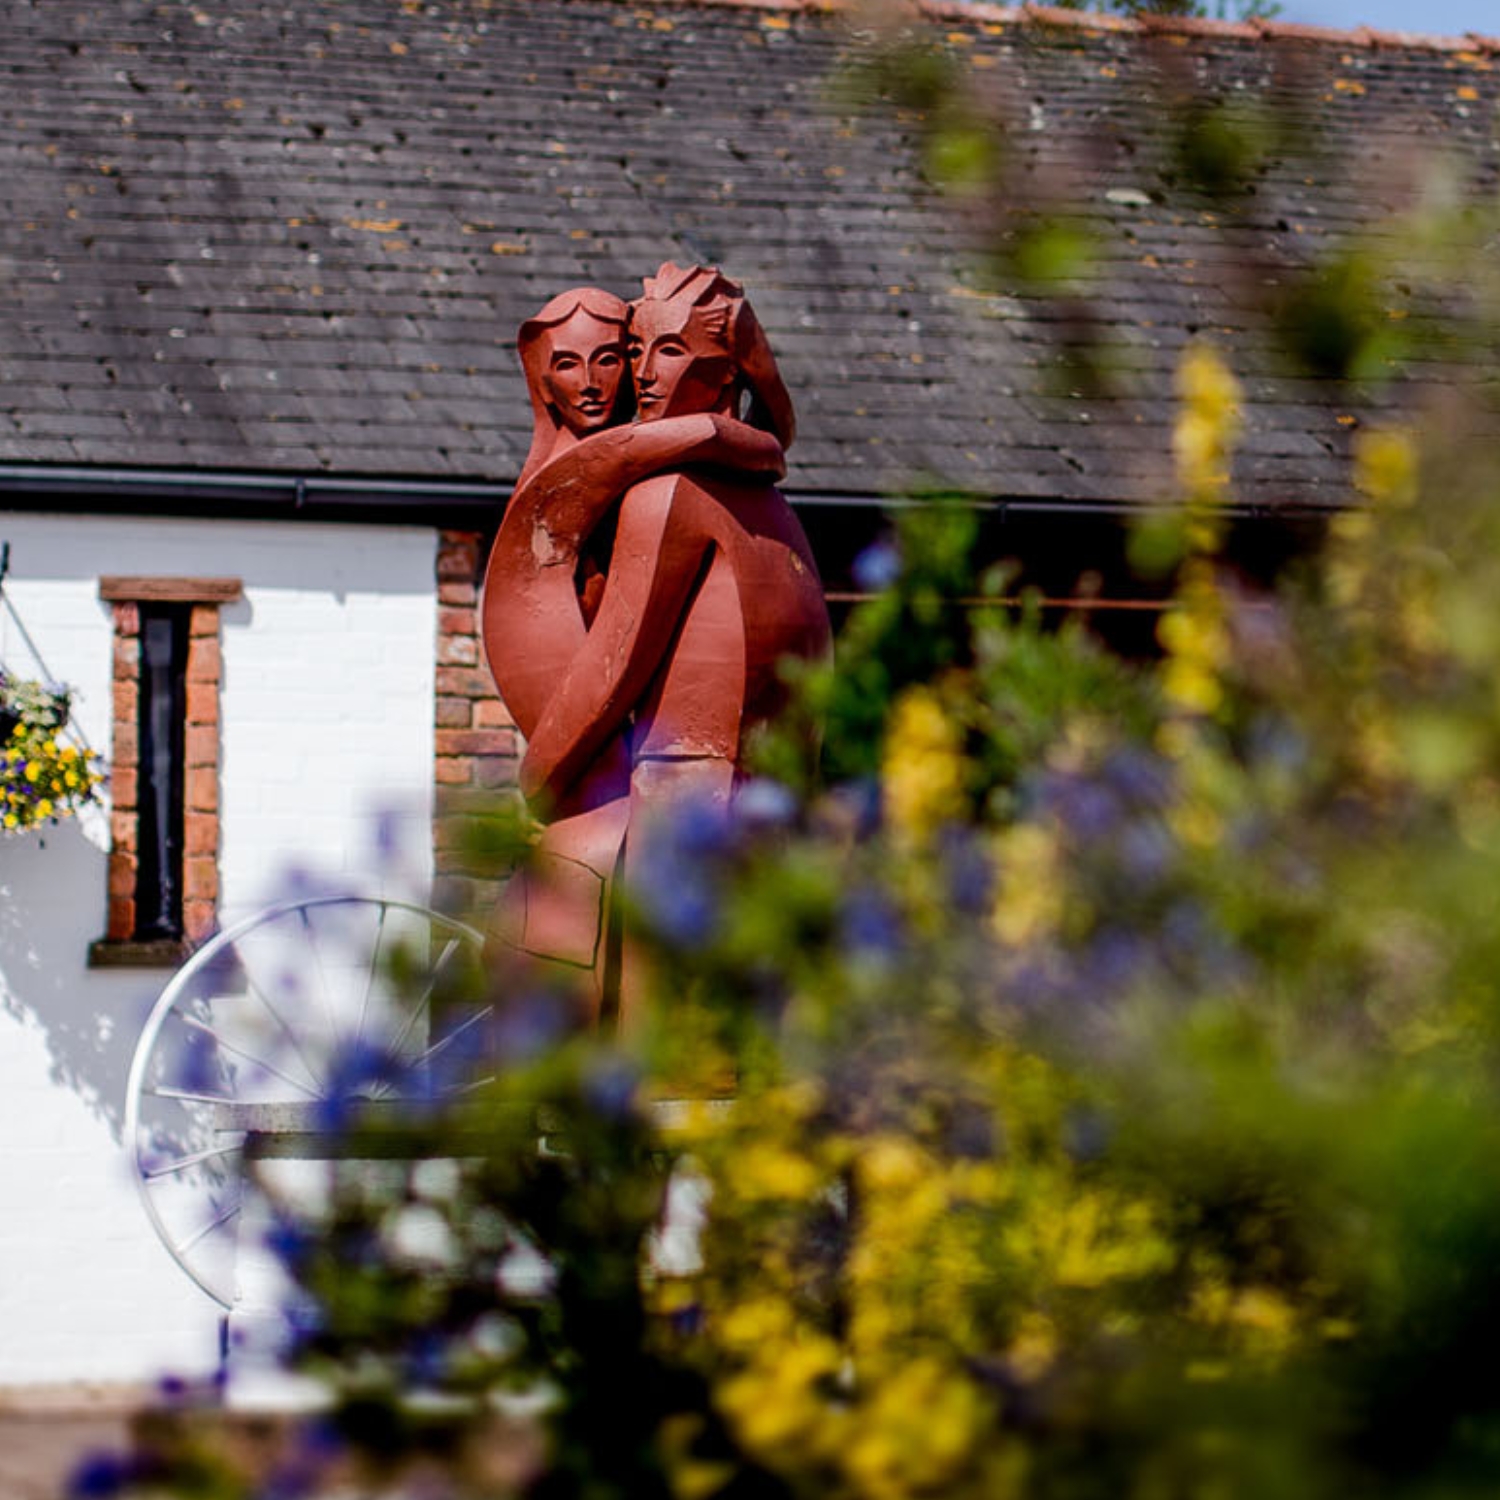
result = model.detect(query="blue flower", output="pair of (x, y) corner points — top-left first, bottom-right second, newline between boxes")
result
(734, 777), (797, 830)
(852, 539), (901, 593)
(403, 1331), (450, 1386)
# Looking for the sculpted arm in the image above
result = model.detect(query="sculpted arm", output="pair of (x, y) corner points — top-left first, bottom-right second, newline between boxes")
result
(516, 414), (782, 539)
(518, 475), (707, 807)
(482, 415), (781, 738)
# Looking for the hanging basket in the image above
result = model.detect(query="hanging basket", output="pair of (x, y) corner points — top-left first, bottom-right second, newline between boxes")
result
(0, 674), (101, 836)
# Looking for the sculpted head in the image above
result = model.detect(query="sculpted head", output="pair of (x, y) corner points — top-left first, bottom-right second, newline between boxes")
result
(519, 288), (631, 440)
(629, 263), (795, 447)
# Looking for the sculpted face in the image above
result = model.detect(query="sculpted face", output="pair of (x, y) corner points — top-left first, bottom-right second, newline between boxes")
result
(628, 298), (736, 422)
(541, 310), (628, 436)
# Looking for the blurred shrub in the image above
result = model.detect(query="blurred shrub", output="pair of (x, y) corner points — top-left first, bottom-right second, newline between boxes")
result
(82, 17), (1500, 1500)
(86, 341), (1500, 1500)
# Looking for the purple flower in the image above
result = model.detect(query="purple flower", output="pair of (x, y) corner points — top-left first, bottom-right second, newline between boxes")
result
(1064, 1105), (1112, 1162)
(631, 800), (734, 947)
(66, 1453), (136, 1499)
(669, 1301), (704, 1336)
(494, 991), (570, 1065)
(939, 827), (993, 914)
(637, 875), (720, 949)
(669, 796), (735, 859)
(261, 1463), (320, 1500)
(1101, 745), (1175, 810)
(1081, 927), (1151, 996)
(1116, 818), (1174, 882)
(314, 1040), (406, 1131)
(839, 885), (905, 964)
(265, 1211), (316, 1271)
(583, 1051), (641, 1122)
(1034, 770), (1122, 840)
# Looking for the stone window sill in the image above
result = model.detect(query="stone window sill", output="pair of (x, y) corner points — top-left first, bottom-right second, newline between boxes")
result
(87, 937), (192, 970)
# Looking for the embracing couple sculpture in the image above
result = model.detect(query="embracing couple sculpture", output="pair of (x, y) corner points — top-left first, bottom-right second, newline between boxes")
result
(480, 263), (831, 1030)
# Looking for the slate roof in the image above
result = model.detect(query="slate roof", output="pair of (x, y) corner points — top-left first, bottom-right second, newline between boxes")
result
(0, 0), (1497, 511)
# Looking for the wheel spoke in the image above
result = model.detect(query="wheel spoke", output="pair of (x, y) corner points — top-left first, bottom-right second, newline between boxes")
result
(449, 1072), (498, 1095)
(144, 1084), (238, 1105)
(242, 971), (327, 1098)
(142, 1141), (244, 1181)
(174, 1197), (242, 1256)
(406, 1003), (493, 1069)
(180, 1014), (321, 1098)
(299, 904), (343, 1051)
(383, 936), (462, 1057)
(354, 902), (390, 1049)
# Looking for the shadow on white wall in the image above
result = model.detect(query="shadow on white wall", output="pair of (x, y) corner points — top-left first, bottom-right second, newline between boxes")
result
(0, 821), (159, 1142)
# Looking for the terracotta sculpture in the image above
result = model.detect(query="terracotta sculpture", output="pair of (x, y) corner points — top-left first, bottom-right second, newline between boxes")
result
(482, 266), (830, 1024)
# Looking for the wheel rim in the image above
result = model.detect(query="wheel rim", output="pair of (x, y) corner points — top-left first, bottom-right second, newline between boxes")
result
(124, 895), (486, 1309)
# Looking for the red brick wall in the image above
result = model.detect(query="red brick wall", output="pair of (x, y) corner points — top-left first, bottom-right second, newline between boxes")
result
(433, 530), (520, 917)
(104, 600), (141, 943)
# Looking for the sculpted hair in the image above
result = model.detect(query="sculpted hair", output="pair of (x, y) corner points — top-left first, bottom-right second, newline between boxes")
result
(633, 262), (796, 449)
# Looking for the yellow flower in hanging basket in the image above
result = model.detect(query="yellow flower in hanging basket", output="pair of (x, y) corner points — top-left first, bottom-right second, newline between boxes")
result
(0, 676), (103, 836)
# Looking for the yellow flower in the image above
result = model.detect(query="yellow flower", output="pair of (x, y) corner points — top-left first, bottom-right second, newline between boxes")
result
(992, 822), (1064, 945)
(1354, 427), (1417, 507)
(731, 1141), (821, 1202)
(1173, 344), (1242, 505)
(882, 685), (966, 843)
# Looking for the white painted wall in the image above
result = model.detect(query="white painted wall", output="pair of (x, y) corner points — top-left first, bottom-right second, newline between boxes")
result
(0, 512), (437, 1389)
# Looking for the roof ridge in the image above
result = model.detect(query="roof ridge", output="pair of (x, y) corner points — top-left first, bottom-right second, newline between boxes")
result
(607, 0), (1500, 54)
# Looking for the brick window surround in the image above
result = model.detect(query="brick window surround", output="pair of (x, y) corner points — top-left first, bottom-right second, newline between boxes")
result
(434, 531), (518, 917)
(89, 576), (241, 969)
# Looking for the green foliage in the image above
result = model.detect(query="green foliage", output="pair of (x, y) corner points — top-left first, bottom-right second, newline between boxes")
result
(143, 386), (1500, 1500)
(1278, 251), (1405, 383)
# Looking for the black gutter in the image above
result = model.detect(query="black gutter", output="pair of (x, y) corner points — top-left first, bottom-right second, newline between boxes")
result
(0, 463), (1335, 528)
(0, 465), (506, 527)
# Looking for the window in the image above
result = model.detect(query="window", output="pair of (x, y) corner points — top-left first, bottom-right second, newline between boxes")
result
(90, 577), (240, 968)
(135, 605), (190, 941)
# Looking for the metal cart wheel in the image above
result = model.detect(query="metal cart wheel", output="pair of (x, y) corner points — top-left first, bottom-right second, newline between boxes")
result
(124, 894), (487, 1309)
